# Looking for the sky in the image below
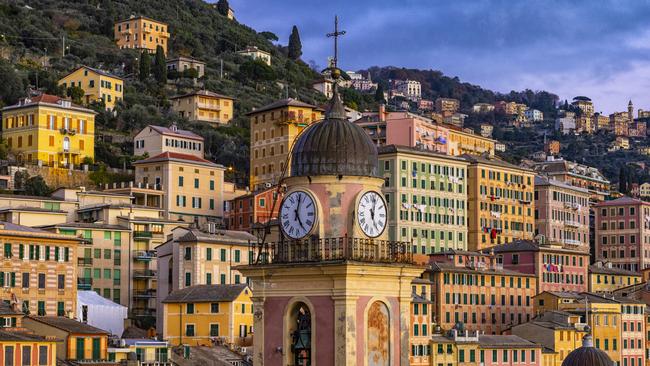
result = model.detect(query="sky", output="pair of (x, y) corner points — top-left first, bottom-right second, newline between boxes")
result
(228, 0), (650, 114)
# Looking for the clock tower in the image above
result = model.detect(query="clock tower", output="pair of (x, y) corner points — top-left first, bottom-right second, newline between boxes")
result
(238, 17), (423, 366)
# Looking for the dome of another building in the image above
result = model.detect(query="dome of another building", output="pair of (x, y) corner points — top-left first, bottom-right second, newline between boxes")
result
(290, 87), (378, 178)
(561, 333), (614, 366)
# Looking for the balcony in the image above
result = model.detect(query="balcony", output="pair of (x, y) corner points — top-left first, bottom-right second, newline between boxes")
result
(197, 102), (221, 111)
(133, 289), (156, 299)
(79, 237), (93, 245)
(134, 250), (157, 261)
(275, 116), (312, 126)
(250, 237), (413, 265)
(77, 277), (92, 290)
(564, 220), (580, 228)
(78, 257), (93, 266)
(563, 239), (582, 247)
(134, 231), (153, 239)
(59, 128), (77, 136)
(131, 308), (156, 317)
(133, 270), (156, 279)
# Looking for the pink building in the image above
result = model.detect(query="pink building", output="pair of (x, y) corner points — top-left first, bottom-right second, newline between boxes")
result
(595, 196), (650, 271)
(385, 111), (449, 153)
(534, 176), (591, 251)
(618, 298), (646, 366)
(418, 99), (434, 111)
(488, 239), (589, 293)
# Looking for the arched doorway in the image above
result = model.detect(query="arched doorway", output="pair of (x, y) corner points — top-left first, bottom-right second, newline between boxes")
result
(289, 302), (311, 366)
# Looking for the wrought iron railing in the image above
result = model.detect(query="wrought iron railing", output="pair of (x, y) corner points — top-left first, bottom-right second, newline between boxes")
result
(251, 237), (413, 265)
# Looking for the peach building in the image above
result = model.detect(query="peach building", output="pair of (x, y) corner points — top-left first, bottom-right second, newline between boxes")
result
(385, 111), (449, 153)
(534, 176), (591, 251)
(114, 16), (169, 54)
(409, 278), (433, 365)
(428, 250), (537, 334)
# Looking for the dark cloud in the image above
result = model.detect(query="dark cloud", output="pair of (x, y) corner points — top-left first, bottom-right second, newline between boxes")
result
(229, 0), (650, 113)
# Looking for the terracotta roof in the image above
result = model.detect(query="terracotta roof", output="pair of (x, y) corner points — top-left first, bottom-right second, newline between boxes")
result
(478, 335), (540, 348)
(589, 265), (642, 276)
(133, 152), (221, 168)
(175, 227), (256, 245)
(163, 284), (248, 303)
(2, 94), (96, 114)
(170, 89), (234, 100)
(27, 316), (109, 334)
(485, 240), (588, 255)
(61, 66), (123, 81)
(116, 15), (167, 25)
(246, 98), (322, 116)
(534, 176), (590, 194)
(460, 154), (533, 172)
(145, 125), (203, 141)
(0, 330), (54, 342)
(595, 196), (647, 207)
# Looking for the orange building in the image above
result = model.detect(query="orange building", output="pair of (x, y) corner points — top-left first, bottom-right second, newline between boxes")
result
(428, 250), (537, 335)
(410, 278), (433, 365)
(114, 16), (169, 54)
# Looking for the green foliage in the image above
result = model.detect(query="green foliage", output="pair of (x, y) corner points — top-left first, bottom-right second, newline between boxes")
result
(237, 59), (276, 81)
(340, 87), (376, 112)
(153, 46), (166, 83)
(89, 163), (133, 187)
(0, 60), (26, 107)
(260, 31), (278, 42)
(23, 176), (51, 197)
(374, 84), (385, 103)
(288, 25), (302, 60)
(139, 51), (151, 82)
(66, 86), (85, 104)
(216, 0), (230, 17)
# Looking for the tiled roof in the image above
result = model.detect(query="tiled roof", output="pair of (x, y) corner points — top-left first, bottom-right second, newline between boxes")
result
(170, 89), (234, 100)
(460, 154), (533, 172)
(2, 94), (95, 114)
(27, 316), (109, 334)
(485, 240), (587, 255)
(595, 196), (647, 207)
(176, 228), (256, 245)
(0, 330), (53, 342)
(146, 125), (204, 141)
(61, 66), (123, 81)
(478, 335), (539, 348)
(429, 261), (536, 277)
(589, 264), (642, 276)
(0, 302), (21, 316)
(534, 176), (590, 193)
(163, 284), (248, 303)
(133, 152), (221, 168)
(246, 98), (322, 115)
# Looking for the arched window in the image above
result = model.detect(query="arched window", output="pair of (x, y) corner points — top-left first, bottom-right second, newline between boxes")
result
(290, 303), (311, 365)
(63, 137), (70, 152)
(367, 301), (390, 366)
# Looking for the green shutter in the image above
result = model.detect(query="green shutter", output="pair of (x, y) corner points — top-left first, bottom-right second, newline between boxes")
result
(76, 338), (85, 360)
(10, 273), (15, 287)
(64, 247), (69, 261)
(19, 244), (24, 259)
(0, 272), (4, 287)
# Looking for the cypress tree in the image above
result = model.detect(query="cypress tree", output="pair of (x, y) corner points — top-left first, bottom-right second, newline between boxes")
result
(288, 25), (302, 60)
(619, 167), (628, 194)
(153, 45), (167, 83)
(139, 51), (151, 82)
(374, 84), (385, 103)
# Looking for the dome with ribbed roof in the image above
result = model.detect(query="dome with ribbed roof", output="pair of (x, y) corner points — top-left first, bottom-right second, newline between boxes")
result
(561, 333), (614, 366)
(290, 87), (378, 178)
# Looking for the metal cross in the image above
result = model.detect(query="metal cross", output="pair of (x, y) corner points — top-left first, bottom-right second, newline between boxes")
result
(326, 15), (346, 69)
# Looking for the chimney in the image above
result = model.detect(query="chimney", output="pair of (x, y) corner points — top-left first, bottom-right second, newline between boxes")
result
(378, 103), (386, 122)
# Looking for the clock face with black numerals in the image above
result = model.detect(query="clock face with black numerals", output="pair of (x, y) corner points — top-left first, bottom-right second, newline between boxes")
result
(279, 190), (317, 239)
(357, 191), (387, 238)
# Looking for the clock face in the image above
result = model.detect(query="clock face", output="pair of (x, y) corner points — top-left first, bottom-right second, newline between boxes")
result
(357, 191), (387, 238)
(279, 191), (317, 239)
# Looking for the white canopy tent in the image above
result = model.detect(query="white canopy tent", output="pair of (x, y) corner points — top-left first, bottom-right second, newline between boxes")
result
(77, 291), (128, 336)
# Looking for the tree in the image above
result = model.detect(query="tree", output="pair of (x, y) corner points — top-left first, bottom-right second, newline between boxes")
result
(0, 60), (26, 107)
(260, 31), (278, 42)
(66, 86), (85, 104)
(153, 46), (167, 83)
(216, 0), (230, 16)
(288, 25), (302, 60)
(374, 84), (385, 103)
(619, 166), (628, 194)
(23, 176), (51, 196)
(236, 59), (276, 81)
(139, 51), (151, 82)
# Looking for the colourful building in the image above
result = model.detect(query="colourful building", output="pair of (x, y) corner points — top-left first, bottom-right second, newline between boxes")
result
(161, 284), (253, 346)
(448, 127), (496, 156)
(225, 186), (281, 232)
(248, 98), (324, 190)
(429, 250), (537, 334)
(378, 145), (469, 259)
(108, 338), (170, 365)
(58, 66), (124, 110)
(155, 226), (256, 332)
(532, 158), (610, 202)
(0, 329), (57, 366)
(510, 310), (586, 366)
(1, 94), (96, 167)
(589, 263), (643, 293)
(489, 239), (589, 293)
(594, 196), (650, 272)
(170, 90), (235, 126)
(464, 154), (535, 250)
(134, 124), (204, 159)
(166, 56), (206, 78)
(237, 46), (271, 66)
(114, 16), (169, 54)
(22, 316), (110, 363)
(619, 298), (646, 366)
(430, 327), (543, 366)
(385, 111), (450, 153)
(534, 176), (591, 251)
(0, 222), (79, 317)
(410, 278), (434, 366)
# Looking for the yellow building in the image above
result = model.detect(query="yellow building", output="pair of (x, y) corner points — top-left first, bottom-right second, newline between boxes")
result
(108, 339), (170, 364)
(58, 66), (124, 110)
(0, 221), (79, 317)
(161, 284), (254, 346)
(464, 154), (535, 250)
(114, 16), (169, 54)
(511, 310), (586, 366)
(22, 316), (109, 362)
(410, 278), (433, 366)
(534, 291), (622, 364)
(0, 302), (58, 366)
(2, 94), (96, 167)
(248, 98), (324, 190)
(237, 46), (271, 66)
(448, 128), (497, 156)
(170, 90), (235, 125)
(589, 264), (643, 293)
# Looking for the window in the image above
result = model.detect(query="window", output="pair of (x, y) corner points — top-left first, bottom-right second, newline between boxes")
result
(184, 247), (191, 260)
(186, 303), (194, 314)
(206, 248), (212, 261)
(211, 303), (220, 313)
(37, 301), (45, 316)
(38, 273), (45, 289)
(39, 345), (48, 366)
(210, 324), (219, 336)
(22, 346), (31, 366)
(185, 324), (195, 336)
(185, 272), (191, 286)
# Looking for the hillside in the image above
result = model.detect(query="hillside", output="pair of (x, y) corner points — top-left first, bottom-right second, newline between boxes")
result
(0, 0), (326, 185)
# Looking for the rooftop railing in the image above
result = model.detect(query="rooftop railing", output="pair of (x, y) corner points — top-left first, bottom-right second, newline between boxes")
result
(250, 237), (413, 265)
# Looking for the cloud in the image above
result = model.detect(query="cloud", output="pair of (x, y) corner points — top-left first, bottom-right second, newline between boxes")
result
(229, 0), (650, 114)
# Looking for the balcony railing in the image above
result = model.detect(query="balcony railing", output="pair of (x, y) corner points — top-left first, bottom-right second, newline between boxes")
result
(564, 220), (580, 228)
(77, 277), (92, 290)
(133, 270), (157, 278)
(79, 237), (93, 245)
(250, 237), (413, 265)
(78, 257), (93, 266)
(134, 231), (153, 238)
(134, 250), (157, 261)
(133, 289), (156, 299)
(131, 308), (156, 317)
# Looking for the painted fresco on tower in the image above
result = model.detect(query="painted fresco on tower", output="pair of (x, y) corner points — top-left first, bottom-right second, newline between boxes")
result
(367, 301), (390, 366)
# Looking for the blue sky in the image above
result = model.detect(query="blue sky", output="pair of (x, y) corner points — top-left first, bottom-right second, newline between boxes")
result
(229, 0), (650, 114)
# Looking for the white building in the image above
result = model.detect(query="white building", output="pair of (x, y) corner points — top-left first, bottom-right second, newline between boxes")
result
(394, 79), (421, 101)
(312, 78), (333, 99)
(134, 124), (204, 158)
(555, 111), (576, 134)
(237, 46), (271, 66)
(524, 109), (544, 122)
(639, 182), (650, 198)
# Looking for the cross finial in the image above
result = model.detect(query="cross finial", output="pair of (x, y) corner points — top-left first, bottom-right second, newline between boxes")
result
(326, 15), (346, 71)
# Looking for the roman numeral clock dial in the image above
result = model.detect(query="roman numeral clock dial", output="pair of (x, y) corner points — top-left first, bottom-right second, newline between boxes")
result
(279, 191), (317, 240)
(357, 191), (387, 238)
